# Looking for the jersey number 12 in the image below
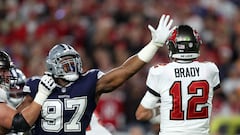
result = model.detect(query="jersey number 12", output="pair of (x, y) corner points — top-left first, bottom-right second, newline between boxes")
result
(169, 80), (209, 120)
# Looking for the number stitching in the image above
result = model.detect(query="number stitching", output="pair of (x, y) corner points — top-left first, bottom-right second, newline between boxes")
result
(41, 97), (87, 132)
(64, 97), (87, 132)
(187, 80), (209, 119)
(169, 80), (209, 120)
(41, 99), (63, 132)
(170, 81), (184, 120)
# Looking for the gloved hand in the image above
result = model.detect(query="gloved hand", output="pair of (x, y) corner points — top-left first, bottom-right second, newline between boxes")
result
(34, 72), (56, 105)
(39, 72), (56, 93)
(148, 14), (175, 47)
(137, 14), (175, 63)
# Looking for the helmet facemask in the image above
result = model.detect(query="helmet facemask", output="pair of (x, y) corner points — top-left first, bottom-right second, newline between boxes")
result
(8, 68), (26, 107)
(56, 55), (80, 81)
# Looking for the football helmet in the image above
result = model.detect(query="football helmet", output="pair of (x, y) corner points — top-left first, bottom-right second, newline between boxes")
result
(46, 43), (82, 81)
(8, 68), (26, 107)
(0, 51), (14, 91)
(166, 25), (202, 60)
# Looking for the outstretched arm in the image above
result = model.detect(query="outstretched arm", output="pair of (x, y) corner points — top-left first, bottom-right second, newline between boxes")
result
(96, 55), (145, 94)
(96, 14), (175, 94)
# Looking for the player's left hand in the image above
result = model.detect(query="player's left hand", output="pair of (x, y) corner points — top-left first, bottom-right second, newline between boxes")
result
(148, 14), (175, 47)
(34, 72), (56, 105)
(38, 72), (56, 95)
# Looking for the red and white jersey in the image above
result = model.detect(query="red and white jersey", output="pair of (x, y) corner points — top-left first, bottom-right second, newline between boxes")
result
(146, 61), (220, 135)
(86, 113), (112, 135)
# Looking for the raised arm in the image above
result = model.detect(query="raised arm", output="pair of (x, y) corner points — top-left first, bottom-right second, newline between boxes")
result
(13, 74), (56, 130)
(0, 74), (56, 133)
(96, 14), (175, 94)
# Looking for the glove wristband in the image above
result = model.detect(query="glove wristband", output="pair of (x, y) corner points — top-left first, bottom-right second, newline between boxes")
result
(33, 91), (48, 106)
(137, 41), (159, 63)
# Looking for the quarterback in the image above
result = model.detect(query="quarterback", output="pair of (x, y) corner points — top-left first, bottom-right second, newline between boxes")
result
(136, 25), (220, 135)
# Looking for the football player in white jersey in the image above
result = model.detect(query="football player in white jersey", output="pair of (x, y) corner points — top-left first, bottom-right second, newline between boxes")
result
(136, 25), (221, 135)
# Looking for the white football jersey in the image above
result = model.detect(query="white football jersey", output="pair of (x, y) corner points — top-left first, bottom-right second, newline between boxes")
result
(146, 61), (220, 135)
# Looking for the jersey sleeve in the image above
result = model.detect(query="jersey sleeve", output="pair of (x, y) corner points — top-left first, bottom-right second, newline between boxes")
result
(208, 62), (220, 89)
(140, 91), (159, 109)
(23, 76), (41, 98)
(146, 65), (163, 94)
(82, 69), (104, 80)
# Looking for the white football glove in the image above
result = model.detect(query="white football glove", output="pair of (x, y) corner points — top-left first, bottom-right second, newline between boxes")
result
(137, 14), (175, 62)
(148, 14), (175, 47)
(34, 72), (56, 105)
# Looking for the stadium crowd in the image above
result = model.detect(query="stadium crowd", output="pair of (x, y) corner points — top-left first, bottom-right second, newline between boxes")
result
(1, 0), (240, 134)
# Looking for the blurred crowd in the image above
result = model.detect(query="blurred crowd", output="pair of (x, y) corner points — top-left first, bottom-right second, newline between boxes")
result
(1, 0), (240, 134)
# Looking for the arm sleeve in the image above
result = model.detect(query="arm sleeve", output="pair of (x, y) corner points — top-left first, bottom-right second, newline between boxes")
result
(209, 62), (221, 90)
(140, 91), (159, 109)
(11, 113), (31, 132)
(146, 66), (160, 94)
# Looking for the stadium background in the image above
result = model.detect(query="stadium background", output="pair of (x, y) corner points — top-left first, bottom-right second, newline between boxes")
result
(1, 0), (240, 134)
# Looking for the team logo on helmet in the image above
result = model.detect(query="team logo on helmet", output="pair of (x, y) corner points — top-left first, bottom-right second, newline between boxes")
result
(166, 25), (201, 60)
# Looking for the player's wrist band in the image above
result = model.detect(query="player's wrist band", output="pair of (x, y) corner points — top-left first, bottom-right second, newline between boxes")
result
(34, 91), (48, 106)
(137, 41), (159, 63)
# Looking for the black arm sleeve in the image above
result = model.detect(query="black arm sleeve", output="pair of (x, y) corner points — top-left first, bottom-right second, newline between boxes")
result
(11, 113), (31, 132)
